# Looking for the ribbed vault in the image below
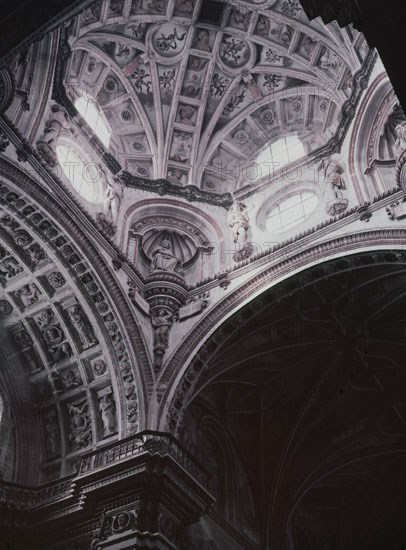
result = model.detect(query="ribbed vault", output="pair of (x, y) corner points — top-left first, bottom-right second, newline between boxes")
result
(178, 251), (406, 548)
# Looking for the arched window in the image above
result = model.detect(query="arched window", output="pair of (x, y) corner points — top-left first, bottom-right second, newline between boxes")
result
(75, 91), (111, 148)
(256, 135), (306, 177)
(266, 191), (318, 233)
(56, 141), (104, 203)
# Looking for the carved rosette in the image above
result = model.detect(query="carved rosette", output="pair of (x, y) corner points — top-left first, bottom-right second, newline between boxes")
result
(145, 271), (188, 371)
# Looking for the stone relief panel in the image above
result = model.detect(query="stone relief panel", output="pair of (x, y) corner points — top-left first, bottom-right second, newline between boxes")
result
(67, 398), (93, 452)
(35, 309), (73, 363)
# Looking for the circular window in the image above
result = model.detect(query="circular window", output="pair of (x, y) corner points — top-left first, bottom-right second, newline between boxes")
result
(266, 192), (318, 233)
(56, 143), (103, 204)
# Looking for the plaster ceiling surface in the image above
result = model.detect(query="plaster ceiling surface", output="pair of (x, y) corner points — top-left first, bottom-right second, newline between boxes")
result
(63, 0), (369, 194)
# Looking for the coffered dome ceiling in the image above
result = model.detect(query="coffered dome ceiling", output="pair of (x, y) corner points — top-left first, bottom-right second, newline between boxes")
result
(62, 0), (369, 193)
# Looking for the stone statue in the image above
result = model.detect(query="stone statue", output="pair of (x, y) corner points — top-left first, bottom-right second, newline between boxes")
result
(68, 305), (98, 349)
(318, 157), (347, 199)
(99, 393), (117, 437)
(103, 180), (122, 224)
(151, 309), (173, 350)
(37, 104), (76, 167)
(151, 240), (179, 272)
(228, 201), (249, 244)
(394, 121), (406, 160)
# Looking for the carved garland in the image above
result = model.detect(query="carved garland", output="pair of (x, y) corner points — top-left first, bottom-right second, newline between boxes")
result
(0, 159), (146, 435)
(163, 235), (406, 434)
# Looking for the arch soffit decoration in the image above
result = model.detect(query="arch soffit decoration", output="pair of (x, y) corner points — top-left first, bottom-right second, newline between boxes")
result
(159, 233), (406, 433)
(0, 158), (149, 451)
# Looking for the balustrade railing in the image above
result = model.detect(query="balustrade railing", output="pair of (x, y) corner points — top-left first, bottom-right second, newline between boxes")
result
(0, 432), (209, 511)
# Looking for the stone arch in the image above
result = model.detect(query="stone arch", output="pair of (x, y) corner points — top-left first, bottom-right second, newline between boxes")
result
(0, 156), (149, 483)
(159, 231), (406, 434)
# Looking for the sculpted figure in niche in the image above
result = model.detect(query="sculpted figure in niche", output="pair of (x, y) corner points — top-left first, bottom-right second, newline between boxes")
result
(99, 393), (117, 437)
(228, 201), (249, 244)
(68, 305), (98, 349)
(151, 240), (179, 272)
(151, 309), (173, 350)
(318, 157), (347, 199)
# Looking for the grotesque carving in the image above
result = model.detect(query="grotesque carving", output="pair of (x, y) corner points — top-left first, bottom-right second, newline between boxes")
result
(47, 271), (66, 289)
(99, 391), (117, 437)
(151, 240), (180, 273)
(36, 309), (72, 362)
(68, 305), (98, 349)
(18, 283), (40, 308)
(60, 367), (82, 390)
(0, 257), (23, 280)
(67, 399), (92, 451)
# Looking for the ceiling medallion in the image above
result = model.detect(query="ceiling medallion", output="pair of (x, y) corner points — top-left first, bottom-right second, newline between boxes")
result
(151, 23), (188, 59)
(212, 156), (227, 169)
(104, 77), (117, 93)
(234, 130), (249, 144)
(260, 108), (275, 124)
(120, 109), (133, 122)
(131, 140), (145, 152)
